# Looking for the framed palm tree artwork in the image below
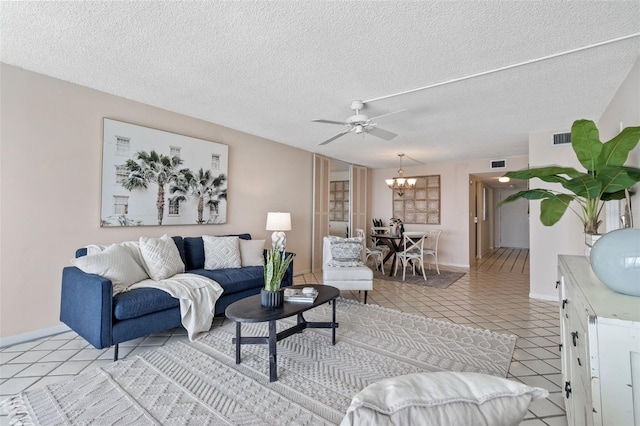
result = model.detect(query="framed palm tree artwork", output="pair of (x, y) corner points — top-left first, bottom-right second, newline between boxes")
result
(101, 118), (228, 226)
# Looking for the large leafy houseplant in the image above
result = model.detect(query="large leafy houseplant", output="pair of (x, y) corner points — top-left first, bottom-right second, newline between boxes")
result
(499, 120), (640, 234)
(263, 249), (295, 291)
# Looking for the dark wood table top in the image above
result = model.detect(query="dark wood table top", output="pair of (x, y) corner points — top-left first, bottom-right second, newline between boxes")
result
(225, 284), (339, 323)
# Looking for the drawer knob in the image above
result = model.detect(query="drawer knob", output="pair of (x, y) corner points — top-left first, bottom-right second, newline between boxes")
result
(562, 299), (568, 309)
(571, 331), (579, 346)
(565, 381), (572, 398)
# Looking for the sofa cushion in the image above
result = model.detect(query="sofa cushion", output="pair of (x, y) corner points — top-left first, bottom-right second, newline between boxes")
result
(71, 244), (149, 295)
(139, 234), (185, 280)
(239, 239), (265, 266)
(113, 287), (180, 320)
(184, 234), (252, 270)
(203, 236), (241, 270)
(190, 266), (264, 294)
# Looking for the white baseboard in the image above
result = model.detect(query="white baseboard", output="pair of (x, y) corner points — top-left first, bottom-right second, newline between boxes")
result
(0, 324), (71, 348)
(528, 292), (558, 302)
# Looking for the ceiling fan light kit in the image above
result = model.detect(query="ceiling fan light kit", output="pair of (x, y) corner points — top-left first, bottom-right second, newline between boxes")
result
(386, 154), (417, 197)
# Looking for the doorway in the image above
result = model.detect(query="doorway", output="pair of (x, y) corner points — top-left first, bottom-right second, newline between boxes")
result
(497, 189), (529, 248)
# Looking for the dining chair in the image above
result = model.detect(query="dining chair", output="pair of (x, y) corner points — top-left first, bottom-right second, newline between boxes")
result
(394, 231), (428, 281)
(371, 227), (391, 253)
(357, 229), (386, 274)
(424, 229), (442, 274)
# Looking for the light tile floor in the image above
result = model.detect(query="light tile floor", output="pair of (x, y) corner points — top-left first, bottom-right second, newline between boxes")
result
(0, 257), (566, 425)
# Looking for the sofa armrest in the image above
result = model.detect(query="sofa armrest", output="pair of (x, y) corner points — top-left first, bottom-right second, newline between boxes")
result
(60, 266), (113, 349)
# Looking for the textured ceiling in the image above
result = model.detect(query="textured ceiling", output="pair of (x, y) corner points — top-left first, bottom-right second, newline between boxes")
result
(1, 1), (639, 169)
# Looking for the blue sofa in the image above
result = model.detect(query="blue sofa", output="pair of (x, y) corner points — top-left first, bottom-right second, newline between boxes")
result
(60, 234), (294, 360)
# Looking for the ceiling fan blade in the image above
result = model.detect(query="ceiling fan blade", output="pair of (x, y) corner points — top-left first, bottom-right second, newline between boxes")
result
(312, 119), (349, 125)
(318, 130), (351, 146)
(366, 127), (397, 141)
(368, 109), (408, 121)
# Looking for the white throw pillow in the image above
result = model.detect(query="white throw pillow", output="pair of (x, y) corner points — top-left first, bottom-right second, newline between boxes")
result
(328, 236), (364, 267)
(85, 240), (147, 272)
(239, 239), (265, 267)
(341, 371), (549, 426)
(72, 244), (149, 295)
(203, 236), (241, 270)
(139, 234), (185, 281)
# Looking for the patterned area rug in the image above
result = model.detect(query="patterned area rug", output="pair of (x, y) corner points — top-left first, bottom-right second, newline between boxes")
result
(372, 267), (465, 288)
(4, 299), (516, 425)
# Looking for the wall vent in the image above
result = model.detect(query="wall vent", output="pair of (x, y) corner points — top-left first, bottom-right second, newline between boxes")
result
(553, 132), (571, 145)
(490, 159), (506, 169)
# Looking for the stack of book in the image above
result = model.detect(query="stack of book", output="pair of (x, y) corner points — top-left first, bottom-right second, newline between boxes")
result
(284, 287), (318, 303)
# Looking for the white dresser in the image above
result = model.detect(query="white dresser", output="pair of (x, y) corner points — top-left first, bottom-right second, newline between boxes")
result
(558, 255), (640, 426)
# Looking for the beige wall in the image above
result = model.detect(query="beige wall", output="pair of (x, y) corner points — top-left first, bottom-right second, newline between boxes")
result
(369, 155), (529, 267)
(0, 64), (313, 340)
(528, 57), (640, 300)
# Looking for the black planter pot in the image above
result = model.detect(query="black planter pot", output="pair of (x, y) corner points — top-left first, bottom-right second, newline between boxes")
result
(261, 288), (284, 308)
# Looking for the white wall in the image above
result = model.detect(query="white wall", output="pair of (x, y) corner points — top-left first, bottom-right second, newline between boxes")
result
(369, 155), (529, 267)
(528, 57), (640, 300)
(0, 64), (313, 340)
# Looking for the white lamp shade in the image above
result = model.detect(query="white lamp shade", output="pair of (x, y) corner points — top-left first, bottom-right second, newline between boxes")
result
(266, 212), (291, 231)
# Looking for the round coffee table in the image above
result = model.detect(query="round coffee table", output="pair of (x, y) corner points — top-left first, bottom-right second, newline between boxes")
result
(225, 284), (339, 382)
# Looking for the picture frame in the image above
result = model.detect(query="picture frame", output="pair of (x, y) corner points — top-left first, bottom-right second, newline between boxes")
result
(101, 118), (228, 226)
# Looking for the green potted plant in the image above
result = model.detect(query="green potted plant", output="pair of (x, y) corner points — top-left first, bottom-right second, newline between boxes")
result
(261, 249), (295, 308)
(499, 119), (640, 240)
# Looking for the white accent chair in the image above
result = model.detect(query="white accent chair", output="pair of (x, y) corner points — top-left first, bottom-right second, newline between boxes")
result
(424, 229), (442, 274)
(322, 236), (373, 303)
(394, 232), (428, 281)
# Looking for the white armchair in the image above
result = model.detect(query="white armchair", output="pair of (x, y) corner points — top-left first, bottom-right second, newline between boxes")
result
(322, 236), (373, 304)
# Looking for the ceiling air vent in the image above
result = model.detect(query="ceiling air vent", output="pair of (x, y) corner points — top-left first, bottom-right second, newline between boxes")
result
(490, 159), (506, 169)
(553, 132), (571, 145)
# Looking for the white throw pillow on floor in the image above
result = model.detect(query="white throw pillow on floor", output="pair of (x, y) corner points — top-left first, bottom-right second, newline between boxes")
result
(341, 371), (549, 426)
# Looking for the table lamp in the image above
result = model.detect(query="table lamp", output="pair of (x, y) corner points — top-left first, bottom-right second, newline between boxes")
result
(266, 212), (291, 251)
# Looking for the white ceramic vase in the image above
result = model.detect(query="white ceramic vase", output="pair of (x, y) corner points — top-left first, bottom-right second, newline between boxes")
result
(589, 228), (640, 296)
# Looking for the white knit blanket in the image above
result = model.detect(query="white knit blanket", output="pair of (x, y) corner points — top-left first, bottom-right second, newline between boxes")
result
(129, 273), (223, 341)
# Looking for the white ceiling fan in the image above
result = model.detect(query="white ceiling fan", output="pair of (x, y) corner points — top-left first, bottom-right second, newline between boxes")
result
(313, 100), (405, 146)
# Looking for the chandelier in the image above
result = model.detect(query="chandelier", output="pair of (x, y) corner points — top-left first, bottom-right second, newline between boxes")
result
(385, 153), (417, 196)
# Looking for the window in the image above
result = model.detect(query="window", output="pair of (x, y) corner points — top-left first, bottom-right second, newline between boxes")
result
(211, 154), (220, 169)
(392, 175), (440, 224)
(170, 146), (181, 158)
(329, 180), (349, 221)
(115, 165), (127, 184)
(168, 199), (180, 215)
(113, 196), (129, 215)
(116, 137), (130, 156)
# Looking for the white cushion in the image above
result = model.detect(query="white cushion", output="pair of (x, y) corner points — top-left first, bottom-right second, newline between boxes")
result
(203, 236), (241, 270)
(85, 240), (147, 272)
(323, 265), (373, 281)
(72, 244), (149, 295)
(239, 239), (265, 267)
(139, 234), (185, 281)
(341, 371), (549, 426)
(327, 236), (364, 267)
